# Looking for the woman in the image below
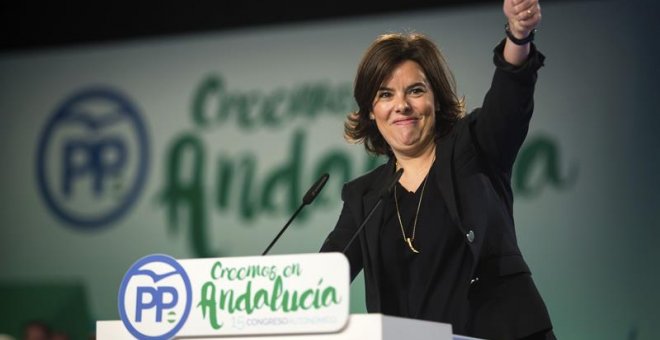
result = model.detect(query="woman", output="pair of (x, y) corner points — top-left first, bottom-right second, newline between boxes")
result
(320, 0), (554, 339)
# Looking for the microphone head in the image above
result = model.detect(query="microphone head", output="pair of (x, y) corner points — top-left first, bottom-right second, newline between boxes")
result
(379, 168), (404, 200)
(302, 173), (330, 205)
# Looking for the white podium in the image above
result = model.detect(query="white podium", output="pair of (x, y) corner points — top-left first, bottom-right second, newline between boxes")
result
(97, 313), (482, 339)
(107, 253), (484, 340)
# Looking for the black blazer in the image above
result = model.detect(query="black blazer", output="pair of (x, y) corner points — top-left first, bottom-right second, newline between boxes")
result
(321, 41), (553, 339)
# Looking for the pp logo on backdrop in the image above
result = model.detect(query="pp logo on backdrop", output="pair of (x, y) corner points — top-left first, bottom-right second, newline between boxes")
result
(36, 87), (149, 229)
(119, 254), (192, 340)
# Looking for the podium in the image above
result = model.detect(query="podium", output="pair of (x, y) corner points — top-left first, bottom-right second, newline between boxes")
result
(97, 313), (482, 339)
(105, 252), (483, 340)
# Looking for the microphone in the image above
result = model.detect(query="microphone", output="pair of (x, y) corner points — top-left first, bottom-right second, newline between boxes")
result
(341, 168), (403, 253)
(262, 173), (330, 256)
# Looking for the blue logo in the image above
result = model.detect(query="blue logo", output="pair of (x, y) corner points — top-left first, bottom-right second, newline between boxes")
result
(36, 87), (149, 229)
(119, 254), (192, 340)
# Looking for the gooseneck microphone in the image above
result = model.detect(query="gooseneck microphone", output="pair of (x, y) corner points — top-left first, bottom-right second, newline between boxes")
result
(341, 168), (403, 254)
(262, 173), (330, 256)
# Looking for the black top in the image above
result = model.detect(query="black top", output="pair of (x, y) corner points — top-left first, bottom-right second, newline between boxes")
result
(378, 166), (471, 329)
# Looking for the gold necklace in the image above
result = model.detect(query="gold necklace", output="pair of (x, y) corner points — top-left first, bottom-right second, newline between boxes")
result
(393, 171), (430, 254)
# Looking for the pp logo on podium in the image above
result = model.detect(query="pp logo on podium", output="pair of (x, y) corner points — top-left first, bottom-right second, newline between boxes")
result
(119, 254), (192, 340)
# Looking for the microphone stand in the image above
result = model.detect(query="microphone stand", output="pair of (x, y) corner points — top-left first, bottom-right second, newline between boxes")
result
(262, 204), (305, 256)
(262, 173), (330, 256)
(342, 168), (403, 254)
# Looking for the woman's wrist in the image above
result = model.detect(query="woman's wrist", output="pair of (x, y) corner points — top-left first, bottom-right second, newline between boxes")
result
(503, 22), (532, 65)
(505, 22), (535, 45)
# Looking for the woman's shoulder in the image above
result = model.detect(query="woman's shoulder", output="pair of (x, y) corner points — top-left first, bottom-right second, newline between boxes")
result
(343, 160), (393, 197)
(441, 110), (477, 139)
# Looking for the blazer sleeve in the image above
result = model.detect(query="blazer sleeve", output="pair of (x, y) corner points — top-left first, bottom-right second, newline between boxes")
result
(320, 183), (364, 281)
(471, 39), (546, 173)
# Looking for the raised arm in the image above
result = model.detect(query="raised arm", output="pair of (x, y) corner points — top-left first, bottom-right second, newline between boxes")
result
(469, 0), (545, 173)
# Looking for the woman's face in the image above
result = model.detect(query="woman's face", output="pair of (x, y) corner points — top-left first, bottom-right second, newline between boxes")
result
(371, 60), (436, 157)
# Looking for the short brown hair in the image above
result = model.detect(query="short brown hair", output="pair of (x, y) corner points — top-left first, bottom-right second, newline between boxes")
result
(344, 32), (465, 156)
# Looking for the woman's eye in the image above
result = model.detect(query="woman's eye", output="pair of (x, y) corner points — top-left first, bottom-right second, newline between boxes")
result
(378, 92), (392, 98)
(410, 87), (425, 95)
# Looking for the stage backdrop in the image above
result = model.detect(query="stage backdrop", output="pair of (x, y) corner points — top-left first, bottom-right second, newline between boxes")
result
(1, 0), (658, 339)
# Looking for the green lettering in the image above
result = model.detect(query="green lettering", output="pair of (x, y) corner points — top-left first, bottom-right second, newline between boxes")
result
(261, 130), (303, 216)
(215, 156), (234, 210)
(300, 290), (314, 310)
(235, 281), (253, 314)
(287, 84), (325, 119)
(235, 91), (260, 130)
(219, 289), (235, 313)
(287, 291), (300, 312)
(312, 151), (352, 206)
(514, 136), (577, 197)
(191, 75), (222, 128)
(321, 286), (340, 307)
(261, 89), (286, 127)
(191, 75), (354, 131)
(211, 261), (222, 280)
(162, 134), (217, 258)
(239, 156), (259, 220)
(254, 289), (269, 309)
(270, 276), (284, 312)
(198, 282), (223, 329)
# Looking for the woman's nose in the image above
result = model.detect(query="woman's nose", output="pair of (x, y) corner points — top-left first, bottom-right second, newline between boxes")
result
(393, 96), (411, 113)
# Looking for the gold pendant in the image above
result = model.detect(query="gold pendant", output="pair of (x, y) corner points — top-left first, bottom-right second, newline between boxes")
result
(405, 237), (420, 253)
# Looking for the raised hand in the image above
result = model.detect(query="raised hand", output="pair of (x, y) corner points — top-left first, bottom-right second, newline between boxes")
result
(503, 0), (542, 39)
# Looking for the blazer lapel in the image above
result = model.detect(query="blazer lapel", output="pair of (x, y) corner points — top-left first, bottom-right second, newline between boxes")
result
(361, 158), (395, 288)
(433, 133), (463, 230)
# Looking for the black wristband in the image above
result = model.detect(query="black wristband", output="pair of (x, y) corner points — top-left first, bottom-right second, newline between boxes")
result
(505, 23), (536, 45)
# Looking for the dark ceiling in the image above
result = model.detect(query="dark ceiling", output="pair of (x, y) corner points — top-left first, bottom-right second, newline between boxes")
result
(2, 0), (578, 53)
(1, 1), (503, 52)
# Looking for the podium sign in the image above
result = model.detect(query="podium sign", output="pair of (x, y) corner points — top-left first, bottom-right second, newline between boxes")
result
(116, 252), (349, 339)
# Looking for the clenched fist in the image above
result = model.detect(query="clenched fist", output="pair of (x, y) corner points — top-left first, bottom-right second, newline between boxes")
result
(503, 0), (542, 39)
